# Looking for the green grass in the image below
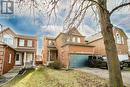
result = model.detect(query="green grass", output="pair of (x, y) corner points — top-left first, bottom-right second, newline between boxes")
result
(0, 66), (108, 87)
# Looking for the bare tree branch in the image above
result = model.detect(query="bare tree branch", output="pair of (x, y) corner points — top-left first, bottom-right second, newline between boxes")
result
(110, 2), (130, 15)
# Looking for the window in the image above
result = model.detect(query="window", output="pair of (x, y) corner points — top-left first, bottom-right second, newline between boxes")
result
(3, 34), (13, 45)
(19, 39), (25, 46)
(67, 37), (70, 42)
(77, 37), (80, 43)
(72, 37), (76, 42)
(8, 54), (11, 63)
(49, 40), (51, 45)
(27, 40), (32, 47)
(122, 37), (124, 44)
(115, 33), (121, 44)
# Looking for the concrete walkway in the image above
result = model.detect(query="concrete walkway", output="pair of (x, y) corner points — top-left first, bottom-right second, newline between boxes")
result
(0, 66), (23, 86)
(76, 67), (130, 86)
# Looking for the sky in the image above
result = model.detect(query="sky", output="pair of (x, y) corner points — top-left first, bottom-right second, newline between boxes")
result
(0, 0), (130, 54)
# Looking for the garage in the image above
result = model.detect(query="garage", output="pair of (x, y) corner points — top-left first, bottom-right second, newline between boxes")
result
(69, 54), (89, 68)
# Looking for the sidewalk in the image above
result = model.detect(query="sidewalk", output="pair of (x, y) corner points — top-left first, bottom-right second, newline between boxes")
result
(0, 66), (23, 86)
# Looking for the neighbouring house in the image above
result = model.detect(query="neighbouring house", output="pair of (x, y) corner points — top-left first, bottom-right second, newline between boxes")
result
(0, 28), (37, 75)
(0, 43), (15, 75)
(87, 27), (129, 61)
(42, 27), (95, 68)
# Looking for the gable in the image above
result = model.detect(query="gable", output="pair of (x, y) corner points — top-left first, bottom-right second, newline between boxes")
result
(0, 28), (16, 37)
(67, 27), (82, 36)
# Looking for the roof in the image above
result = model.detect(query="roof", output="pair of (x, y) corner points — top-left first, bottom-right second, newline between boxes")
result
(15, 47), (36, 52)
(86, 26), (128, 43)
(16, 34), (37, 39)
(44, 27), (85, 40)
(0, 27), (16, 36)
(0, 42), (16, 50)
(61, 42), (95, 47)
(86, 32), (103, 42)
(45, 36), (55, 40)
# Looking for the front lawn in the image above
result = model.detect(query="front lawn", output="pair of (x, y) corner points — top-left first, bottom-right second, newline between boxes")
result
(1, 66), (108, 87)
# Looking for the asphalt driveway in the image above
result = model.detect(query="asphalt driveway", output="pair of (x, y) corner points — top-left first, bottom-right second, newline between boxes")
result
(76, 67), (130, 86)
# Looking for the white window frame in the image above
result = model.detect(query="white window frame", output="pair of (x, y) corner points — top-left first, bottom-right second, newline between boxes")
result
(19, 39), (25, 46)
(8, 54), (12, 63)
(72, 37), (76, 42)
(3, 34), (14, 45)
(27, 40), (33, 47)
(77, 37), (80, 43)
(116, 32), (121, 44)
(122, 37), (124, 44)
(67, 37), (70, 42)
(49, 40), (51, 45)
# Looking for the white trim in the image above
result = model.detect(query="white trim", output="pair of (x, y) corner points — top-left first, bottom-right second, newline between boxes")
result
(8, 54), (11, 63)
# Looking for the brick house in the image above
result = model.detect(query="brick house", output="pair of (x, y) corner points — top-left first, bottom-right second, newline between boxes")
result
(0, 28), (37, 75)
(0, 43), (15, 74)
(42, 27), (95, 68)
(87, 27), (129, 61)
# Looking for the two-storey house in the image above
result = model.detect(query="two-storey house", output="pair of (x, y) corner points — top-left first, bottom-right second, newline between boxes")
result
(42, 27), (95, 68)
(87, 27), (129, 61)
(0, 28), (37, 75)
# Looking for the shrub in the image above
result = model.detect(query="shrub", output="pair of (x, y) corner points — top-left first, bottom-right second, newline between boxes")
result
(48, 60), (62, 69)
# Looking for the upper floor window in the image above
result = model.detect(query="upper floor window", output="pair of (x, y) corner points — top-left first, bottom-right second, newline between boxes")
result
(67, 37), (70, 42)
(77, 37), (80, 43)
(72, 37), (76, 42)
(48, 40), (54, 45)
(27, 40), (33, 47)
(3, 34), (13, 45)
(19, 39), (25, 46)
(115, 32), (121, 44)
(122, 37), (124, 44)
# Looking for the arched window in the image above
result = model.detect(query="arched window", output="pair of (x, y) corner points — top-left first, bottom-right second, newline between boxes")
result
(116, 32), (121, 44)
(72, 37), (76, 42)
(77, 37), (80, 43)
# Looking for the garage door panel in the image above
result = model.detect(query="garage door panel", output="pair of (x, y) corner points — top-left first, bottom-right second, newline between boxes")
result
(69, 54), (89, 68)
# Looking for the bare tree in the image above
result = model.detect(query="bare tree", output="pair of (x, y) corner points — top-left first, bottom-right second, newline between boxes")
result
(44, 0), (130, 87)
(17, 0), (130, 87)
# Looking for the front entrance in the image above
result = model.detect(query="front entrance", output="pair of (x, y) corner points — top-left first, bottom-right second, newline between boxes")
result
(15, 53), (22, 65)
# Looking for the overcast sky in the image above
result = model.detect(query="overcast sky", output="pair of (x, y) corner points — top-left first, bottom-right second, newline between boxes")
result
(0, 0), (130, 54)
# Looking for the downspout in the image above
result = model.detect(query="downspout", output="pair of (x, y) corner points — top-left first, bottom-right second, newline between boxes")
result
(67, 45), (70, 69)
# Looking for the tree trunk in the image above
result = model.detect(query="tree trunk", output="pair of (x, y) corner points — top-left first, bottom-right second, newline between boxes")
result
(97, 0), (123, 87)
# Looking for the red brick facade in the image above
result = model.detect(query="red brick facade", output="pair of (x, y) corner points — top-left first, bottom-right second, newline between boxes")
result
(87, 27), (128, 60)
(0, 45), (15, 75)
(3, 46), (15, 74)
(42, 27), (95, 67)
(42, 27), (129, 67)
(0, 28), (37, 74)
(17, 38), (37, 48)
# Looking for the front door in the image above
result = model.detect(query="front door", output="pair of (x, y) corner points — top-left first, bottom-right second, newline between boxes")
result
(15, 53), (22, 65)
